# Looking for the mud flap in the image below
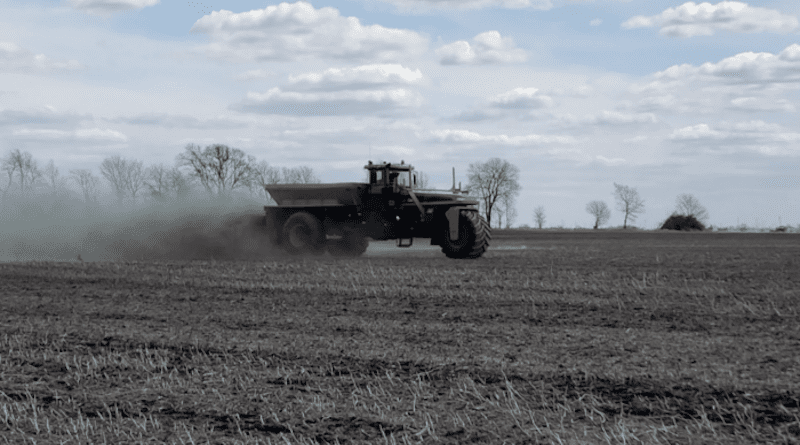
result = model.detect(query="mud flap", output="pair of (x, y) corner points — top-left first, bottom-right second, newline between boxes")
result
(446, 207), (469, 241)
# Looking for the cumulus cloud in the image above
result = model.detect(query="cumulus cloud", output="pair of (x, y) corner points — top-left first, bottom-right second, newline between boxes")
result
(231, 63), (425, 116)
(12, 128), (128, 143)
(111, 113), (248, 129)
(287, 64), (424, 91)
(588, 110), (658, 125)
(231, 87), (423, 116)
(649, 44), (800, 87)
(488, 87), (553, 109)
(0, 42), (83, 73)
(424, 129), (576, 145)
(728, 97), (796, 112)
(669, 120), (800, 155)
(622, 1), (799, 37)
(436, 31), (527, 65)
(590, 19), (602, 26)
(69, 0), (160, 15)
(371, 0), (552, 12)
(191, 2), (428, 62)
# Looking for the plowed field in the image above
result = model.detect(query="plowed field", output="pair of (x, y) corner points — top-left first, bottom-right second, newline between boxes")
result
(1, 230), (799, 444)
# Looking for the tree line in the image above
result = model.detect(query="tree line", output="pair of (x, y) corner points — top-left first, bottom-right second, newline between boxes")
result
(464, 157), (710, 230)
(0, 144), (320, 205)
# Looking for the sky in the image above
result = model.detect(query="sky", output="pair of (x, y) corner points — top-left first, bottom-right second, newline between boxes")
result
(1, 0), (799, 229)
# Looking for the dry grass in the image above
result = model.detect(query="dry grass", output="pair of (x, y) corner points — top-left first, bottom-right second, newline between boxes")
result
(1, 230), (799, 444)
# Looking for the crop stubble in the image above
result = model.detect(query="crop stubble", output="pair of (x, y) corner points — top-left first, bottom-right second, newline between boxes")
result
(1, 231), (799, 444)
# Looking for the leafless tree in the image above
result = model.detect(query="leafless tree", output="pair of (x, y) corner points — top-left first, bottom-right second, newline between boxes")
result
(1, 149), (41, 194)
(281, 166), (320, 184)
(100, 155), (147, 203)
(69, 169), (100, 204)
(499, 195), (517, 228)
(613, 183), (645, 229)
(533, 206), (546, 229)
(467, 158), (521, 227)
(145, 164), (190, 201)
(586, 200), (611, 229)
(675, 193), (709, 222)
(145, 163), (171, 201)
(251, 160), (282, 200)
(43, 160), (64, 195)
(177, 143), (255, 196)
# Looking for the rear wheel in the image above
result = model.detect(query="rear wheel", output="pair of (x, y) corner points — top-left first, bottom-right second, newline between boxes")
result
(281, 212), (325, 255)
(441, 210), (491, 259)
(327, 231), (369, 257)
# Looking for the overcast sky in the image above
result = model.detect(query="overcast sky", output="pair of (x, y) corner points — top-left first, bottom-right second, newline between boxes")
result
(2, 0), (799, 229)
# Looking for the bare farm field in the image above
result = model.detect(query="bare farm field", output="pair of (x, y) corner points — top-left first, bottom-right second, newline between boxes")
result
(1, 230), (800, 444)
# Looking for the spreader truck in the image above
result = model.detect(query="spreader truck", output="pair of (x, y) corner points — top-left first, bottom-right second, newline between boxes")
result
(264, 161), (490, 258)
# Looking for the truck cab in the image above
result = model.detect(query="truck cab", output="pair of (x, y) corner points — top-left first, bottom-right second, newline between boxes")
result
(366, 160), (417, 194)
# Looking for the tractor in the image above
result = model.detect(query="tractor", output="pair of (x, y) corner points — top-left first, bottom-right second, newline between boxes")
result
(263, 161), (490, 258)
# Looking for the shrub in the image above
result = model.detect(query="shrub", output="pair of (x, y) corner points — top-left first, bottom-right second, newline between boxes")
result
(661, 214), (705, 231)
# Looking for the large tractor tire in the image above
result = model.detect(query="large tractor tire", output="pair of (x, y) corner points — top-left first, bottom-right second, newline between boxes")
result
(327, 231), (369, 257)
(441, 210), (491, 259)
(281, 211), (325, 255)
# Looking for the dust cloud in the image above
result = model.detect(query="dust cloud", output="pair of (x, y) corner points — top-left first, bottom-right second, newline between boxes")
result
(0, 193), (280, 262)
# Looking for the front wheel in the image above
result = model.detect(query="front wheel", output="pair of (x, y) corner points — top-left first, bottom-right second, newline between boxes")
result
(281, 212), (325, 255)
(440, 210), (491, 259)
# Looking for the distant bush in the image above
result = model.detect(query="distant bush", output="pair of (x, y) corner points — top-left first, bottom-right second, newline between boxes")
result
(661, 214), (705, 231)
(772, 226), (788, 233)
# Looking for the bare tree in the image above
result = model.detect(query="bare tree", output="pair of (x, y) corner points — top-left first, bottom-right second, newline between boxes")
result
(675, 193), (709, 222)
(500, 195), (517, 228)
(533, 206), (546, 229)
(251, 160), (282, 200)
(613, 183), (645, 229)
(467, 158), (521, 227)
(69, 169), (100, 204)
(100, 155), (146, 203)
(43, 160), (64, 195)
(281, 166), (320, 184)
(586, 200), (611, 229)
(145, 163), (171, 201)
(177, 143), (255, 196)
(1, 149), (41, 194)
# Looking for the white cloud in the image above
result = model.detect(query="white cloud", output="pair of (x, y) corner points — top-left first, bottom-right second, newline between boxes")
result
(370, 0), (552, 12)
(488, 87), (553, 108)
(0, 41), (83, 74)
(669, 123), (725, 140)
(669, 120), (800, 155)
(69, 0), (160, 15)
(12, 128), (128, 143)
(588, 110), (658, 125)
(590, 19), (602, 26)
(436, 31), (527, 65)
(287, 64), (424, 91)
(729, 97), (796, 112)
(424, 129), (576, 145)
(447, 109), (505, 122)
(622, 1), (799, 37)
(111, 113), (248, 128)
(654, 44), (800, 85)
(595, 155), (626, 165)
(191, 2), (428, 62)
(231, 87), (423, 116)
